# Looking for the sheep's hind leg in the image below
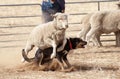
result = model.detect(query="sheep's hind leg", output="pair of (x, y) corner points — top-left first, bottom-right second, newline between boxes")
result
(50, 41), (57, 59)
(45, 38), (57, 59)
(77, 24), (91, 40)
(86, 26), (100, 46)
(21, 43), (34, 62)
(91, 34), (102, 47)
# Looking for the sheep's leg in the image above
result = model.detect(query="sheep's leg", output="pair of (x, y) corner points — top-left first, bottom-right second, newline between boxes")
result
(57, 39), (67, 52)
(77, 24), (90, 40)
(86, 26), (99, 45)
(91, 35), (97, 46)
(96, 34), (102, 46)
(45, 38), (57, 59)
(21, 43), (34, 62)
(91, 34), (102, 47)
(51, 41), (57, 59)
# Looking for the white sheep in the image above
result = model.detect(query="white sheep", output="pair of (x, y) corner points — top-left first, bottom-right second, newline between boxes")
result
(77, 13), (92, 41)
(77, 13), (99, 46)
(78, 10), (120, 46)
(22, 13), (68, 62)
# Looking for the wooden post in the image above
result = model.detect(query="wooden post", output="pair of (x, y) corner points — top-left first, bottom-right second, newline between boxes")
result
(115, 31), (120, 47)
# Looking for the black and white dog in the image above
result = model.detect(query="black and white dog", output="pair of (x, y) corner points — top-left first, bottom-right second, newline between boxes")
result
(22, 38), (87, 71)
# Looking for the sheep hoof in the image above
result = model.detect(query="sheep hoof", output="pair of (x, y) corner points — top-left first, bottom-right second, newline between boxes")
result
(21, 58), (25, 63)
(50, 54), (56, 59)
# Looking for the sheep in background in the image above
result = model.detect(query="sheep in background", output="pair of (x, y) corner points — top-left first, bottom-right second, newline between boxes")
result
(77, 13), (100, 46)
(78, 10), (120, 46)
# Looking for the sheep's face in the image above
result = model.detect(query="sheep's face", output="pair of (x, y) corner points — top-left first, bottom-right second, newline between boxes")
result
(54, 13), (69, 30)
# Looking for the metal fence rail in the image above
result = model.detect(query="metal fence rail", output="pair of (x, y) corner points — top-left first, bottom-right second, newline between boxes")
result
(0, 0), (118, 18)
(0, 0), (119, 28)
(0, 0), (119, 48)
(0, 0), (118, 6)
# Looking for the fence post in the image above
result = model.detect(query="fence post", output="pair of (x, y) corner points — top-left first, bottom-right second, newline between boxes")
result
(98, 2), (100, 11)
(115, 31), (120, 47)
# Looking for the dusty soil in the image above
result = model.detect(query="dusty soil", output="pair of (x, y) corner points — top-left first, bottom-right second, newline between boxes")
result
(0, 41), (120, 79)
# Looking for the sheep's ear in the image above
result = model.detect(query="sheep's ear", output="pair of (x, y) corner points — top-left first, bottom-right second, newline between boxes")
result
(49, 14), (53, 18)
(52, 13), (59, 18)
(52, 12), (62, 18)
(52, 14), (57, 18)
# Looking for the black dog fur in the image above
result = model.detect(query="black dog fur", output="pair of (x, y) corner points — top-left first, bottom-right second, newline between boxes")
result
(22, 38), (87, 71)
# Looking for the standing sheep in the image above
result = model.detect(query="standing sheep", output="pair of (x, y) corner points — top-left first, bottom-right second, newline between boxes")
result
(77, 13), (92, 41)
(22, 13), (68, 62)
(78, 10), (120, 46)
(77, 13), (100, 46)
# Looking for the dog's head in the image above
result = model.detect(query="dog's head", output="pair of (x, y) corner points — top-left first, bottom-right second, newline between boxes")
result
(69, 38), (87, 49)
(53, 13), (68, 30)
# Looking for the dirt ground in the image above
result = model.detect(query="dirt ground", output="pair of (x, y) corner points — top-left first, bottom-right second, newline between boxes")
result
(0, 29), (120, 79)
(0, 47), (120, 79)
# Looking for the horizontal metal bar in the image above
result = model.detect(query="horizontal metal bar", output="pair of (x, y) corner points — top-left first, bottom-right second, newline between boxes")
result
(0, 15), (41, 19)
(0, 25), (36, 28)
(0, 23), (81, 28)
(70, 13), (88, 15)
(66, 0), (118, 4)
(0, 31), (115, 37)
(0, 45), (24, 48)
(0, 39), (25, 43)
(101, 39), (115, 42)
(0, 33), (29, 36)
(0, 3), (40, 7)
(69, 22), (81, 24)
(102, 34), (114, 36)
(0, 13), (87, 19)
(0, 0), (118, 7)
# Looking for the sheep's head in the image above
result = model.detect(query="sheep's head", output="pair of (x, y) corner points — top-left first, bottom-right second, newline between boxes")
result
(53, 13), (69, 30)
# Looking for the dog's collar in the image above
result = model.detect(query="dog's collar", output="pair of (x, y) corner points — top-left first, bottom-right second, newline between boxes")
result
(68, 39), (73, 49)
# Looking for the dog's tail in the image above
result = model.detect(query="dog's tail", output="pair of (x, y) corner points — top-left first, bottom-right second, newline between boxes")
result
(22, 49), (35, 62)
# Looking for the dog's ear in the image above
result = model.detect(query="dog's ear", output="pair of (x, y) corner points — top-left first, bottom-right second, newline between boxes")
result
(69, 38), (74, 42)
(69, 38), (72, 40)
